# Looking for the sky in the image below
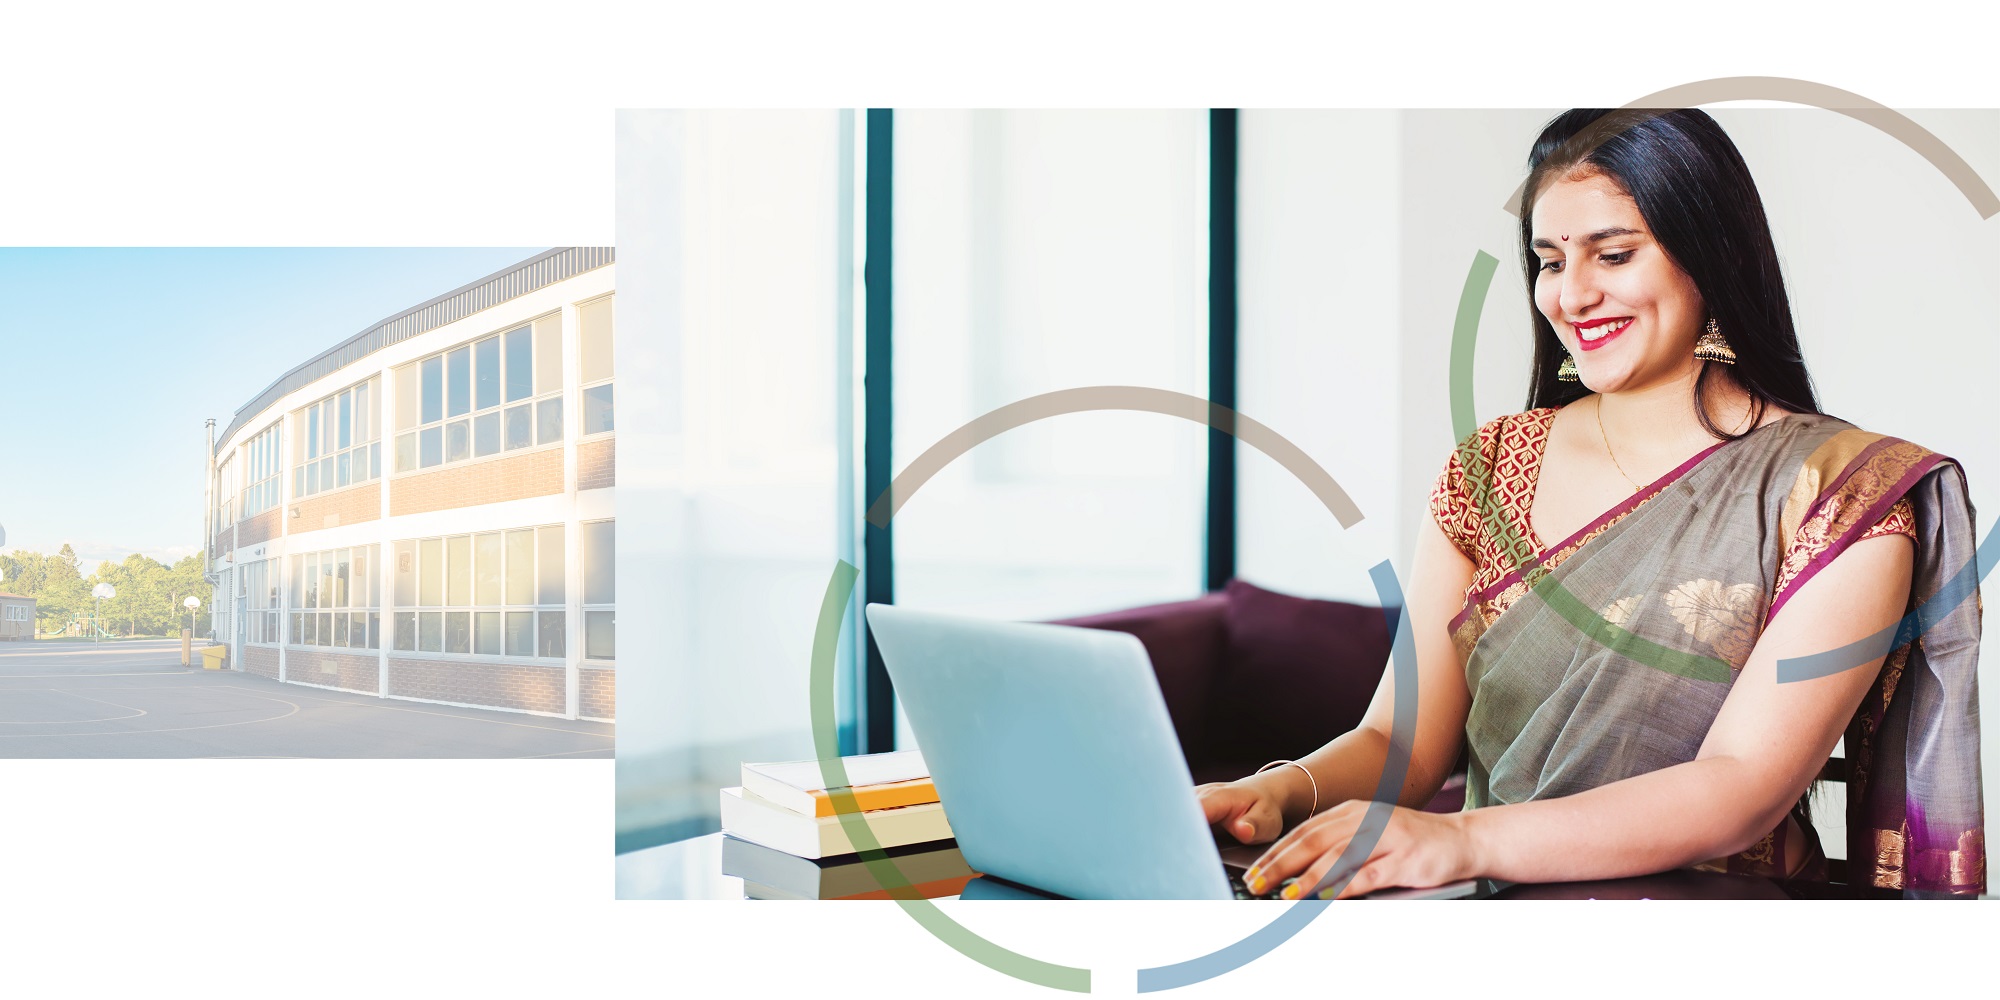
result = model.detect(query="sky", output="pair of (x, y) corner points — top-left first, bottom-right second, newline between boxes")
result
(0, 248), (547, 572)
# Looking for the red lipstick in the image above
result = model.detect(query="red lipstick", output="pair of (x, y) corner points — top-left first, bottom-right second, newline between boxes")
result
(1572, 316), (1633, 352)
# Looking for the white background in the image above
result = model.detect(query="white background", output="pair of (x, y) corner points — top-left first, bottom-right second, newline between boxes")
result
(6, 3), (2000, 998)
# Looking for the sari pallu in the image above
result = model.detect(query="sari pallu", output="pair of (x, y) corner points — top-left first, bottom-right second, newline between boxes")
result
(1452, 413), (1985, 897)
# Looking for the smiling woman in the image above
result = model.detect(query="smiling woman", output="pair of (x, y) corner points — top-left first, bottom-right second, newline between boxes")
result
(1199, 108), (1986, 900)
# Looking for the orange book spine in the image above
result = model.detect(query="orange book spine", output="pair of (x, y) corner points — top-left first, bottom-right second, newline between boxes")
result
(810, 778), (938, 817)
(835, 874), (977, 901)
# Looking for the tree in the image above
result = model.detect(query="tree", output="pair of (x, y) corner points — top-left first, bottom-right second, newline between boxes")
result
(1, 546), (209, 636)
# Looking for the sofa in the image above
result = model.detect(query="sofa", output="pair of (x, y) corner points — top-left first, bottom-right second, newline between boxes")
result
(1051, 578), (1467, 814)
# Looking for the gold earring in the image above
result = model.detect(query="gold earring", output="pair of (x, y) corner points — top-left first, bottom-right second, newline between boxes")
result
(1694, 317), (1738, 365)
(1557, 353), (1580, 382)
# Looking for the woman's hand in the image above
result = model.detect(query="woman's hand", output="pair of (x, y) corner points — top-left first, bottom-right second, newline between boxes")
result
(1196, 779), (1287, 845)
(1243, 800), (1481, 899)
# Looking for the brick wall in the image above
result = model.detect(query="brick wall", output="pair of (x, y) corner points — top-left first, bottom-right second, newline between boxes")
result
(285, 647), (381, 694)
(579, 666), (615, 721)
(238, 508), (282, 547)
(390, 449), (563, 518)
(578, 437), (616, 491)
(295, 482), (381, 530)
(387, 657), (565, 715)
(242, 644), (280, 680)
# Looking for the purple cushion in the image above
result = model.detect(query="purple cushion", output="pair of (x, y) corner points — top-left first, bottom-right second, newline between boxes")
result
(1201, 579), (1393, 772)
(1050, 593), (1228, 766)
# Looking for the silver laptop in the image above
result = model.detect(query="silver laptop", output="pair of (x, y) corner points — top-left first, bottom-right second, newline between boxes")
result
(865, 603), (1238, 899)
(864, 603), (1480, 901)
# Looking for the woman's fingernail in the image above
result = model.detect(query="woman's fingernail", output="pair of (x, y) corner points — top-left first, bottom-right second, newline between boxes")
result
(1281, 883), (1299, 900)
(1249, 875), (1266, 895)
(1318, 886), (1336, 900)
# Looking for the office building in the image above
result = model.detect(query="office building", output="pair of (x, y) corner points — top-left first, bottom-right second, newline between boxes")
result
(205, 247), (616, 720)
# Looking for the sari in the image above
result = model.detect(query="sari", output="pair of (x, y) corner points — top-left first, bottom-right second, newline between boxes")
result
(1430, 408), (1985, 897)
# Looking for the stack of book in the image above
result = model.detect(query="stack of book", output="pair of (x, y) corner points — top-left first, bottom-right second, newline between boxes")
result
(719, 749), (976, 900)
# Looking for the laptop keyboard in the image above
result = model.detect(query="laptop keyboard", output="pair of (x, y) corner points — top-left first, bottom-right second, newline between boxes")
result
(1226, 867), (1300, 900)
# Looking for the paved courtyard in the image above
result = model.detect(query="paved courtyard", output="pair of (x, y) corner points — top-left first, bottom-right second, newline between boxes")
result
(0, 639), (614, 758)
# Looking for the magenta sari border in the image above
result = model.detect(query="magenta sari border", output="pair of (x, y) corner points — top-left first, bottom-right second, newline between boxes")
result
(1447, 434), (1734, 631)
(1765, 447), (1946, 623)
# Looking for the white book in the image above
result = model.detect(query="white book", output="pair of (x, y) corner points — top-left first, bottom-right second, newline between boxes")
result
(719, 785), (953, 860)
(739, 750), (933, 818)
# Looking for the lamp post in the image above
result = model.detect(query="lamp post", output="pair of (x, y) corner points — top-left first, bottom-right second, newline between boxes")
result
(91, 582), (115, 644)
(183, 595), (201, 667)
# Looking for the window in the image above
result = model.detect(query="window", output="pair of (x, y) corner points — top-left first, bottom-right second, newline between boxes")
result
(392, 525), (565, 658)
(582, 519), (614, 659)
(394, 317), (562, 474)
(241, 422), (283, 519)
(244, 559), (281, 644)
(293, 376), (381, 499)
(214, 456), (236, 532)
(212, 567), (233, 642)
(580, 294), (615, 435)
(289, 544), (381, 651)
(3, 606), (27, 622)
(893, 111), (1208, 623)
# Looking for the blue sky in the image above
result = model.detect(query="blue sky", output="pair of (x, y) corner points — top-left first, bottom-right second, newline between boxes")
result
(0, 248), (547, 571)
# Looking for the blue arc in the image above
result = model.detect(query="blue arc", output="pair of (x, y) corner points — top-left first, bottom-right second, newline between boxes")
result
(1136, 559), (1419, 993)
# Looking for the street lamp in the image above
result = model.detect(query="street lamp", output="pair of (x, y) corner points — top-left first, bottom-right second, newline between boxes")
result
(91, 582), (115, 644)
(184, 594), (201, 635)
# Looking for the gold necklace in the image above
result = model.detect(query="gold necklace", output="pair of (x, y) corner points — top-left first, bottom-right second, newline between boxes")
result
(1595, 395), (1643, 493)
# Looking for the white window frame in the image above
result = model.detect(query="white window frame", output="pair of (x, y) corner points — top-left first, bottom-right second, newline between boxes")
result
(578, 293), (615, 440)
(392, 314), (563, 477)
(390, 525), (567, 662)
(241, 422), (283, 521)
(288, 544), (382, 652)
(293, 375), (382, 500)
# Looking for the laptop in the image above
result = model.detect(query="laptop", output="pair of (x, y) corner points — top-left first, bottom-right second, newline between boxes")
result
(864, 603), (1478, 901)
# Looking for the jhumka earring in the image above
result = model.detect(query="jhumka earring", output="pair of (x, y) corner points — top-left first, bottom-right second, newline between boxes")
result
(1693, 317), (1738, 365)
(1557, 352), (1581, 382)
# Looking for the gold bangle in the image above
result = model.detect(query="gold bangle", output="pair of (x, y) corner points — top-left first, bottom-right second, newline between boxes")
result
(1255, 758), (1320, 819)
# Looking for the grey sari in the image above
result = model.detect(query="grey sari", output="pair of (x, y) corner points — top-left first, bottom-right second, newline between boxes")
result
(1449, 412), (1984, 896)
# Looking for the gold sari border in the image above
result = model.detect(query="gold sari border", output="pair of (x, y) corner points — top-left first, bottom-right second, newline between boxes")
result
(1778, 429), (1883, 551)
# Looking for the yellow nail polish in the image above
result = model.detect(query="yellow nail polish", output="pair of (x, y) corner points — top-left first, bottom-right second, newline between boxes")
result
(1318, 887), (1336, 900)
(1281, 883), (1299, 900)
(1249, 876), (1266, 895)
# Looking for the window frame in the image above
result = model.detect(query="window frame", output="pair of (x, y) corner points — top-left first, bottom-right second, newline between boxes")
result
(580, 517), (615, 662)
(286, 544), (383, 653)
(392, 313), (564, 478)
(389, 524), (568, 663)
(578, 293), (616, 440)
(291, 375), (383, 501)
(240, 422), (284, 521)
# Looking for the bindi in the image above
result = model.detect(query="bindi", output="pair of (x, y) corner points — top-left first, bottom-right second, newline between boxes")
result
(1560, 234), (1569, 241)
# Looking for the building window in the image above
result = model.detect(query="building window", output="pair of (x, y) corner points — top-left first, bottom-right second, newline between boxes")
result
(392, 525), (564, 658)
(241, 422), (283, 519)
(582, 518), (614, 660)
(244, 558), (282, 644)
(579, 294), (615, 436)
(3, 606), (27, 622)
(215, 456), (236, 532)
(213, 567), (233, 642)
(289, 544), (382, 651)
(293, 376), (381, 499)
(393, 316), (562, 474)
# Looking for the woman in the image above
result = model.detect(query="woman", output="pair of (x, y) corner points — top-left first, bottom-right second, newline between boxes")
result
(1197, 108), (1985, 899)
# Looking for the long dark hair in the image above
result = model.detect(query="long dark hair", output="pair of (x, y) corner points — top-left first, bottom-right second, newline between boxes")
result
(1520, 108), (1822, 439)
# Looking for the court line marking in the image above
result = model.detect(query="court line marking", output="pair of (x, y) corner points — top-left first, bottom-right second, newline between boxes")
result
(0, 688), (149, 725)
(0, 690), (303, 738)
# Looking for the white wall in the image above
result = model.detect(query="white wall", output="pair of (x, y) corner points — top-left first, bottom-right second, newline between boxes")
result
(1237, 110), (1406, 602)
(615, 110), (854, 843)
